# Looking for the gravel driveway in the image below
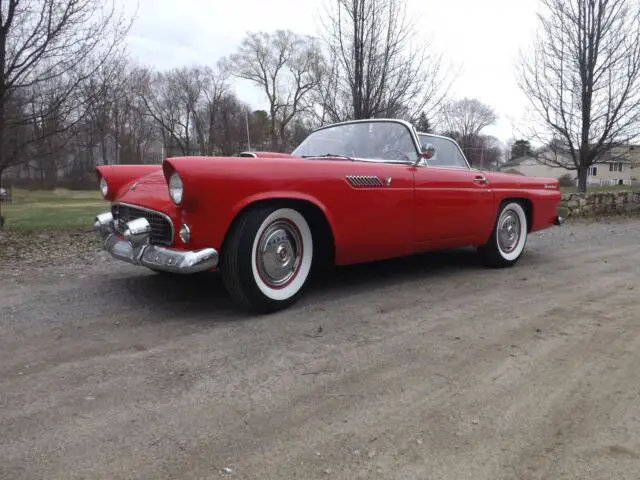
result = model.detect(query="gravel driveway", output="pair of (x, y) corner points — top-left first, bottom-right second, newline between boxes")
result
(1, 217), (640, 480)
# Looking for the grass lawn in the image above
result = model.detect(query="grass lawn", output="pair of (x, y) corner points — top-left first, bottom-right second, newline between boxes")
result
(1, 188), (106, 231)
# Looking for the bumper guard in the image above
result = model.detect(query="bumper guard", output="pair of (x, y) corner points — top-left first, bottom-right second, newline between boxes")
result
(94, 211), (219, 274)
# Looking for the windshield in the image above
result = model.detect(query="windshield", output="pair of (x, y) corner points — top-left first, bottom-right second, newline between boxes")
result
(292, 121), (419, 162)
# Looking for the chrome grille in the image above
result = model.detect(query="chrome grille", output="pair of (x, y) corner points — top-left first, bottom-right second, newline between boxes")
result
(111, 204), (174, 245)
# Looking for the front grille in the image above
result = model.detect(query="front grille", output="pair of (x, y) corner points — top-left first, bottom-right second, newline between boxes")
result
(111, 203), (174, 245)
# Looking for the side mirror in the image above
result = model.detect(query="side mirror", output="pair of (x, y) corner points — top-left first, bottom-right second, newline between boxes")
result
(421, 144), (435, 160)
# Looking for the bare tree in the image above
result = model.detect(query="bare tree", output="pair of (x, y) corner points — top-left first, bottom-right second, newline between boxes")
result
(439, 97), (498, 164)
(111, 66), (160, 165)
(517, 0), (640, 192)
(190, 65), (229, 156)
(317, 0), (453, 123)
(137, 67), (195, 156)
(224, 30), (324, 151)
(247, 109), (271, 150)
(78, 60), (161, 168)
(138, 64), (232, 157)
(440, 98), (498, 140)
(24, 74), (71, 187)
(473, 135), (504, 170)
(0, 0), (133, 187)
(216, 92), (252, 155)
(80, 55), (133, 166)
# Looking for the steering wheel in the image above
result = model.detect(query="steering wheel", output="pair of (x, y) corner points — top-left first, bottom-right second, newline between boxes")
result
(382, 146), (411, 161)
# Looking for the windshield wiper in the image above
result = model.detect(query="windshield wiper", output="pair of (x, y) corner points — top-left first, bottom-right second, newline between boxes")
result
(301, 153), (354, 161)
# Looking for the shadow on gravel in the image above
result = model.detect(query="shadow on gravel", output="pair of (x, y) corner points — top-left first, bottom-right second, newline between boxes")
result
(99, 247), (495, 320)
(100, 270), (243, 322)
(317, 246), (482, 287)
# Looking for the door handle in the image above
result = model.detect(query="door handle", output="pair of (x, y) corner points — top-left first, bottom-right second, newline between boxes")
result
(473, 174), (489, 185)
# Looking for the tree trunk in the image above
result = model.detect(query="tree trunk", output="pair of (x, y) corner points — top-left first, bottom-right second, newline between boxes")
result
(577, 165), (588, 193)
(0, 167), (4, 223)
(278, 124), (287, 152)
(0, 65), (5, 223)
(269, 111), (278, 152)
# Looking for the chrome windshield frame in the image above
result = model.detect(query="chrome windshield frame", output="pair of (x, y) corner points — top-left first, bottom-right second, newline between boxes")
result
(292, 118), (423, 165)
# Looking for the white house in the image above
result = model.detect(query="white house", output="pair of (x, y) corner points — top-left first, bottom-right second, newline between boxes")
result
(500, 146), (639, 186)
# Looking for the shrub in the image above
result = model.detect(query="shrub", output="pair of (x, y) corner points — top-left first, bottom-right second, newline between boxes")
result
(558, 173), (575, 187)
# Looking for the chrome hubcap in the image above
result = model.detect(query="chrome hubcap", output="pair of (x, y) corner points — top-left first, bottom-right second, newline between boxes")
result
(256, 220), (303, 287)
(497, 210), (521, 253)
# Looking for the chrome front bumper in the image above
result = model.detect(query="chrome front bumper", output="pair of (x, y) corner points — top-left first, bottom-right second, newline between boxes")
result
(93, 211), (219, 274)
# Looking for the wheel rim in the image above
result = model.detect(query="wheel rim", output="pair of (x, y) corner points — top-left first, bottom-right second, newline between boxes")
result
(497, 209), (521, 254)
(255, 219), (303, 289)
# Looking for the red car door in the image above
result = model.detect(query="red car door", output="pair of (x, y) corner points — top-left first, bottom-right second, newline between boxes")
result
(413, 135), (495, 244)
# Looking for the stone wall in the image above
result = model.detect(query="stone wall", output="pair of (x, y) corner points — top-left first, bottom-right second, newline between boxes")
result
(560, 190), (640, 217)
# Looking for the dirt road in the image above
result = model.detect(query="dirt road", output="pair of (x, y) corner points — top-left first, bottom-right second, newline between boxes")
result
(1, 218), (640, 480)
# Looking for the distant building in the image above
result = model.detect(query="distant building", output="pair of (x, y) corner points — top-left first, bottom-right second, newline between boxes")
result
(500, 145), (639, 186)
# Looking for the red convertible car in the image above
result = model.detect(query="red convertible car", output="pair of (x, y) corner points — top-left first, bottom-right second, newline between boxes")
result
(94, 119), (563, 313)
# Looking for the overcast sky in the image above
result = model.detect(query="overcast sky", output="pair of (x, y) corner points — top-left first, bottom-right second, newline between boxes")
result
(119, 0), (542, 143)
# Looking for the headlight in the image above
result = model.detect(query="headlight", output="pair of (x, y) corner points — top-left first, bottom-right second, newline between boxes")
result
(99, 177), (108, 198)
(168, 172), (183, 204)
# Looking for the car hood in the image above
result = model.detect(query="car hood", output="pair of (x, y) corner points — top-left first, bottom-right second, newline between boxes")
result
(114, 168), (175, 212)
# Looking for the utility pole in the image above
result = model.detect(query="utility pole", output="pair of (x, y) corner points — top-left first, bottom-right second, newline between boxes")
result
(245, 111), (252, 151)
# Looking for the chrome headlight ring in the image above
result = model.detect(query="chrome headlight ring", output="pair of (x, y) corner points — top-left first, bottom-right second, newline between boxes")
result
(100, 177), (108, 198)
(169, 172), (183, 205)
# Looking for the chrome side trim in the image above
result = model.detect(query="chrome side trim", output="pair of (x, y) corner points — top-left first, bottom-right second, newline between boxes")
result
(112, 202), (175, 246)
(94, 211), (218, 274)
(346, 175), (385, 187)
(312, 156), (414, 166)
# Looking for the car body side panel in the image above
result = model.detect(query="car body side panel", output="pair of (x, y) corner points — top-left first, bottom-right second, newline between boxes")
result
(490, 188), (561, 234)
(485, 171), (562, 233)
(412, 166), (496, 245)
(159, 156), (417, 265)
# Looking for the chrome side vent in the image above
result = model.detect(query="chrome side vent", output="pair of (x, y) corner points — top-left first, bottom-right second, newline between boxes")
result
(346, 175), (384, 188)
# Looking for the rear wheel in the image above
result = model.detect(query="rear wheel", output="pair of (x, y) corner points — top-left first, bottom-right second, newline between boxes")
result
(478, 201), (528, 268)
(221, 206), (314, 313)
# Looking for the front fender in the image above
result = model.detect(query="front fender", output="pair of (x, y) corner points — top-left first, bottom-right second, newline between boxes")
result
(96, 165), (162, 202)
(229, 191), (340, 246)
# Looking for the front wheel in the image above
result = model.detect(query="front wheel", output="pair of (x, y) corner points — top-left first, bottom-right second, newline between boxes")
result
(220, 206), (314, 313)
(478, 201), (528, 268)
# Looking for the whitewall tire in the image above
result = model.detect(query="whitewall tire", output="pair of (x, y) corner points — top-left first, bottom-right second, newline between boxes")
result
(221, 205), (314, 313)
(250, 209), (313, 301)
(479, 201), (528, 268)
